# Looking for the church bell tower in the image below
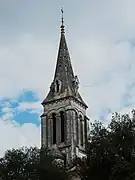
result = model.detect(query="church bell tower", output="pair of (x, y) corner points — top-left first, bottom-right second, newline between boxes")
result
(41, 9), (89, 165)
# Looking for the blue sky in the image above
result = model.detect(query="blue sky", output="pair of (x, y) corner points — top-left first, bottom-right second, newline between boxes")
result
(0, 0), (135, 156)
(0, 91), (40, 124)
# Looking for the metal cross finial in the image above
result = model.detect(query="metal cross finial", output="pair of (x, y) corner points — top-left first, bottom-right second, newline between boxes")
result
(61, 7), (64, 25)
(60, 7), (65, 33)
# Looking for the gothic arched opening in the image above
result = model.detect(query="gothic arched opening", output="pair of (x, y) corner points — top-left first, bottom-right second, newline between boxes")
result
(80, 115), (83, 147)
(60, 111), (65, 143)
(76, 112), (79, 145)
(56, 80), (59, 93)
(52, 113), (56, 144)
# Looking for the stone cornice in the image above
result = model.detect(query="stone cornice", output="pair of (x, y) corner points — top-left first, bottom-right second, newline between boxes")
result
(42, 96), (88, 109)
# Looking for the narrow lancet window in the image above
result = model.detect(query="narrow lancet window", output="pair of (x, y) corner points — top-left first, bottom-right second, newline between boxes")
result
(56, 80), (59, 93)
(60, 111), (65, 142)
(80, 115), (83, 146)
(52, 113), (56, 144)
(76, 112), (79, 145)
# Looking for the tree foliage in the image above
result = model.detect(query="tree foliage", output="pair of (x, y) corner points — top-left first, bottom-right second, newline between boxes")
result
(0, 147), (69, 180)
(75, 110), (135, 180)
(1, 110), (135, 180)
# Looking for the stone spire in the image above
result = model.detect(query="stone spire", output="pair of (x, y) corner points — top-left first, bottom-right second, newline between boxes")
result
(41, 10), (89, 166)
(42, 9), (87, 108)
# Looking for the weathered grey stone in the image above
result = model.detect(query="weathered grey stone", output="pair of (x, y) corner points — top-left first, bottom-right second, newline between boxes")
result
(41, 21), (89, 165)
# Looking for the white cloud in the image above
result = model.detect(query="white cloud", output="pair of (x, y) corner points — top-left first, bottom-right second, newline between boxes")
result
(0, 103), (40, 157)
(0, 34), (55, 100)
(1, 31), (135, 119)
(0, 118), (40, 157)
(75, 40), (135, 117)
(0, 102), (15, 122)
(17, 101), (42, 115)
